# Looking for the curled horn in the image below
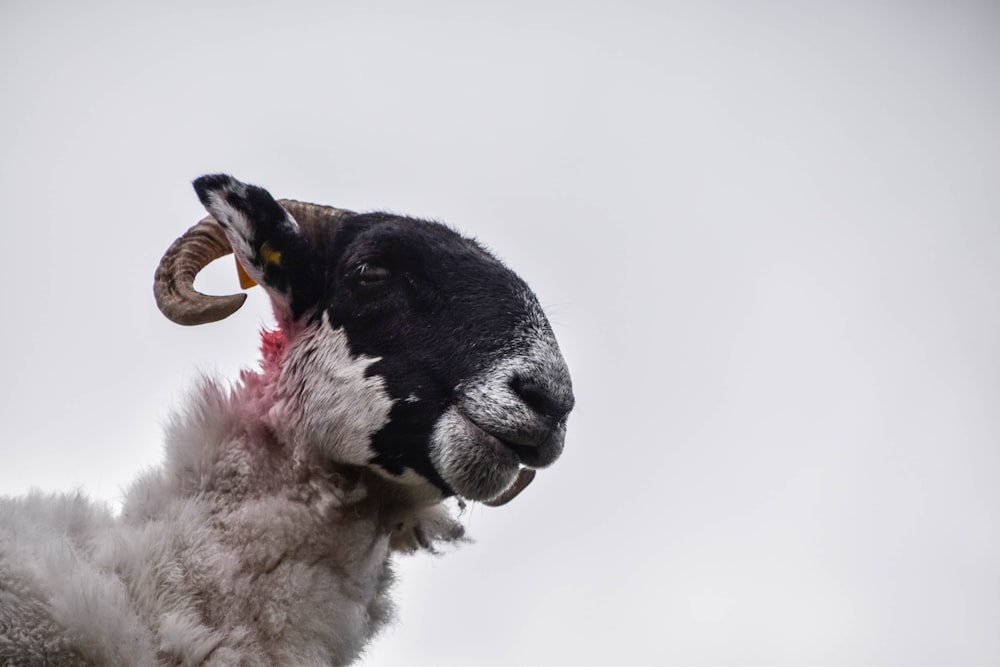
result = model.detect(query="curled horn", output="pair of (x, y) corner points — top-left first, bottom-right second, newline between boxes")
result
(153, 199), (353, 326)
(154, 216), (244, 326)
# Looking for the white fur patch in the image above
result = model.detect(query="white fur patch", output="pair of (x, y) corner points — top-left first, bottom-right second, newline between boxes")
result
(370, 465), (436, 489)
(458, 313), (573, 437)
(201, 180), (257, 269)
(273, 314), (395, 466)
(200, 179), (303, 317)
(429, 405), (520, 501)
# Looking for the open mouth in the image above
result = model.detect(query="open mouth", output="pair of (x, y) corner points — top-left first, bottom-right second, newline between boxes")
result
(461, 409), (557, 468)
(481, 467), (536, 507)
(503, 440), (547, 467)
(456, 411), (539, 506)
(431, 400), (566, 507)
(460, 411), (528, 469)
(489, 431), (544, 468)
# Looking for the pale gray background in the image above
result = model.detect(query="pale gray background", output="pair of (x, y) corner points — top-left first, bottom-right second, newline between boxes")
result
(2, 1), (998, 664)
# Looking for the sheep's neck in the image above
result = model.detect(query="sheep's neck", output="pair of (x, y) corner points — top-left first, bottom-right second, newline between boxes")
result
(117, 326), (460, 663)
(119, 370), (398, 664)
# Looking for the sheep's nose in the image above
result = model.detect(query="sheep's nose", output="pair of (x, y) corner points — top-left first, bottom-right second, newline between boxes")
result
(509, 374), (575, 424)
(456, 344), (574, 468)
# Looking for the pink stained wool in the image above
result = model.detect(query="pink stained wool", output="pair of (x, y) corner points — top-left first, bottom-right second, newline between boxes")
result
(236, 328), (289, 441)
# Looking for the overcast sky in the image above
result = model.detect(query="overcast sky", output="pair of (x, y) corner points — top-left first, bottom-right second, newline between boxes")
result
(2, 1), (999, 664)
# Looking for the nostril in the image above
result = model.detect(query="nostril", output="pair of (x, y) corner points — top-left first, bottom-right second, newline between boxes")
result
(509, 375), (570, 421)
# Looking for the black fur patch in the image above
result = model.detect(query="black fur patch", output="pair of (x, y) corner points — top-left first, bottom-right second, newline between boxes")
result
(315, 214), (539, 494)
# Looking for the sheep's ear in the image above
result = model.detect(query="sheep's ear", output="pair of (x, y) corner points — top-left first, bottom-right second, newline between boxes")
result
(193, 174), (318, 321)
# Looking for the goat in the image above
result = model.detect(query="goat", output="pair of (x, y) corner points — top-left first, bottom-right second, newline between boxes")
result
(0, 175), (574, 666)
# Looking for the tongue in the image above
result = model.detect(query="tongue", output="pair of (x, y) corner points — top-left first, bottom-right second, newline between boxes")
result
(483, 468), (537, 507)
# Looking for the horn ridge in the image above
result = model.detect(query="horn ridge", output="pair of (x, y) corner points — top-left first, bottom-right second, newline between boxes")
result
(277, 199), (354, 239)
(153, 217), (247, 326)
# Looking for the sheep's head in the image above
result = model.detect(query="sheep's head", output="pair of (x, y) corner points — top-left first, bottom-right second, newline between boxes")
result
(154, 175), (574, 506)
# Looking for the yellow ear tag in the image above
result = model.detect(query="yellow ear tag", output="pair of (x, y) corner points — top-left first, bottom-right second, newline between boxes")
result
(260, 241), (283, 268)
(235, 257), (257, 289)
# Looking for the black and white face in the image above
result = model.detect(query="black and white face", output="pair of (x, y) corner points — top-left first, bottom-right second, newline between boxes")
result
(193, 175), (574, 503)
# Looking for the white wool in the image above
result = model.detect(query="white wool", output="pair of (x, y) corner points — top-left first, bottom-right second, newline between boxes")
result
(273, 317), (395, 467)
(0, 376), (463, 666)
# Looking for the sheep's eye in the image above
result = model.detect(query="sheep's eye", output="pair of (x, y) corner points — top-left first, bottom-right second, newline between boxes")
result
(356, 263), (392, 285)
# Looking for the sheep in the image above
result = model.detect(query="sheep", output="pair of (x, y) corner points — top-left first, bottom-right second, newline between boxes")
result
(0, 174), (574, 666)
